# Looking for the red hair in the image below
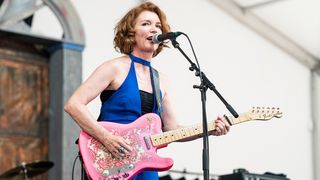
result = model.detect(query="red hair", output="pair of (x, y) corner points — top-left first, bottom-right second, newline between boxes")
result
(113, 2), (171, 57)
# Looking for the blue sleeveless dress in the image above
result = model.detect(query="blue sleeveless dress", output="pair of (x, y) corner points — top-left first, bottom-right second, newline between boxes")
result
(98, 54), (162, 180)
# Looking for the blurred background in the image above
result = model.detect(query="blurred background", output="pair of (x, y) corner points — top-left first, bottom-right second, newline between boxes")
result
(0, 0), (319, 179)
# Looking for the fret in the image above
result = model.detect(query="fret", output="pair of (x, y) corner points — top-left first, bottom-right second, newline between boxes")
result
(162, 134), (168, 143)
(177, 129), (184, 139)
(181, 128), (188, 137)
(160, 134), (165, 144)
(174, 130), (179, 140)
(180, 128), (188, 138)
(162, 133), (168, 144)
(165, 132), (173, 143)
(156, 135), (162, 146)
(193, 125), (201, 135)
(208, 122), (215, 132)
(184, 128), (190, 137)
(152, 123), (206, 147)
(189, 127), (195, 136)
(182, 128), (188, 137)
(154, 113), (252, 147)
(152, 135), (159, 146)
(165, 132), (172, 142)
(173, 132), (179, 141)
(186, 127), (195, 137)
(152, 106), (282, 146)
(187, 127), (193, 136)
(158, 135), (163, 145)
(189, 126), (195, 135)
(169, 132), (175, 141)
(176, 129), (183, 140)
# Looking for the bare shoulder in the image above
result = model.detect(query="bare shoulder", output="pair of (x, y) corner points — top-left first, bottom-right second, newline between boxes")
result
(99, 55), (130, 72)
(83, 55), (130, 87)
(91, 55), (131, 90)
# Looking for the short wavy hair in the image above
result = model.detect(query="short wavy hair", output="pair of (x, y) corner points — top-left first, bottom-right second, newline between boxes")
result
(113, 2), (171, 57)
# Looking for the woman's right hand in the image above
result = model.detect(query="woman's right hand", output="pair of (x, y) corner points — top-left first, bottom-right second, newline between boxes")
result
(101, 133), (132, 159)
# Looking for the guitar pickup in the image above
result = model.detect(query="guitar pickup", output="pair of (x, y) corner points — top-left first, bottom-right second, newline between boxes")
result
(143, 136), (151, 150)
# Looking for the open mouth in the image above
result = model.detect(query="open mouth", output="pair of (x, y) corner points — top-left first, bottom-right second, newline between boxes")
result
(146, 36), (153, 40)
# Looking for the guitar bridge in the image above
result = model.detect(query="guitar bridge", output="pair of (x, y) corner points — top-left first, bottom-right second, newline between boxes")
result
(102, 163), (135, 177)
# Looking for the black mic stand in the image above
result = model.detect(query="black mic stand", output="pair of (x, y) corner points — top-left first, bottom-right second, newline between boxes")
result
(171, 38), (239, 180)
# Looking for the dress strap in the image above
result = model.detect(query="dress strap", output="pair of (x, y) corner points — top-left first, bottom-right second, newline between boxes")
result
(128, 53), (162, 115)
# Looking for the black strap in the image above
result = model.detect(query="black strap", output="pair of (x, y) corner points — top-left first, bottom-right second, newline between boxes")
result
(151, 67), (162, 114)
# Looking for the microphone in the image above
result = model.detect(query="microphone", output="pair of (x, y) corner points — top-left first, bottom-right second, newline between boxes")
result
(152, 32), (182, 44)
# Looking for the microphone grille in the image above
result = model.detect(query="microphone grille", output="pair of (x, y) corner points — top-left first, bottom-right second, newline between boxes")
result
(152, 34), (161, 44)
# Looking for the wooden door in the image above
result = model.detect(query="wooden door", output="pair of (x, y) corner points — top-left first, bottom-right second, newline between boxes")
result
(0, 40), (49, 179)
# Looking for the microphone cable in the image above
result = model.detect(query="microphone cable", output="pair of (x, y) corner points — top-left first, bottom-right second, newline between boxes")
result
(179, 32), (203, 82)
(72, 154), (80, 180)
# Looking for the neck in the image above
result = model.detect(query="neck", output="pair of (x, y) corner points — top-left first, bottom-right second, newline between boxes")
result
(131, 50), (153, 61)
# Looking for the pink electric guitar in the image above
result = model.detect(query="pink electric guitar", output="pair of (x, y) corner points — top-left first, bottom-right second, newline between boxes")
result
(78, 107), (282, 180)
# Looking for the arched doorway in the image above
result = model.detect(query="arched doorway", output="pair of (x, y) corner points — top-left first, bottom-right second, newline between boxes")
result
(0, 0), (85, 179)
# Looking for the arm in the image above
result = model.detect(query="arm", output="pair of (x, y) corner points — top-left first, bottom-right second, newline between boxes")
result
(64, 58), (131, 158)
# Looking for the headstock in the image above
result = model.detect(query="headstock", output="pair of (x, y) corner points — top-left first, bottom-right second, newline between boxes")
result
(248, 106), (283, 121)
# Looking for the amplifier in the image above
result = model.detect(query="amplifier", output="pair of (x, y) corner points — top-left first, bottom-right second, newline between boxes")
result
(219, 169), (289, 180)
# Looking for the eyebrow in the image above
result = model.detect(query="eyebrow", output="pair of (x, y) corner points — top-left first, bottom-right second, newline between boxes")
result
(140, 19), (161, 24)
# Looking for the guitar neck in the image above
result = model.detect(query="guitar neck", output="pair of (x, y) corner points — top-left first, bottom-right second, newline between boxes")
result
(150, 113), (252, 147)
(150, 121), (213, 147)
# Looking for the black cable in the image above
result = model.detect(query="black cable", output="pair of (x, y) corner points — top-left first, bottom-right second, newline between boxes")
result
(72, 155), (80, 180)
(176, 32), (239, 118)
(180, 32), (203, 81)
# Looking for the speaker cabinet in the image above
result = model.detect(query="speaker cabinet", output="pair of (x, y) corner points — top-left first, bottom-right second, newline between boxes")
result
(219, 169), (289, 180)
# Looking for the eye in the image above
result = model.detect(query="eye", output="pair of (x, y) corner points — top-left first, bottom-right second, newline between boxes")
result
(156, 24), (162, 29)
(142, 22), (150, 26)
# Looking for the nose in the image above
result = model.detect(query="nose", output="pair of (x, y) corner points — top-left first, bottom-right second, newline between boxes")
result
(151, 24), (161, 34)
(150, 27), (157, 34)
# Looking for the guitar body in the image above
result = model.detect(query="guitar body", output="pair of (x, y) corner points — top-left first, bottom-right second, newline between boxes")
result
(78, 113), (174, 180)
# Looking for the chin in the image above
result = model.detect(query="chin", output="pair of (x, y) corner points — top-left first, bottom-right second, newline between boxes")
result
(143, 48), (157, 53)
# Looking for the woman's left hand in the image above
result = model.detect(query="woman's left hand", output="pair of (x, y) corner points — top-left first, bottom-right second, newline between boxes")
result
(210, 116), (230, 136)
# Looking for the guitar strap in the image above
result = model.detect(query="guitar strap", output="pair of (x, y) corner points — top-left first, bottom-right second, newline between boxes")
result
(151, 67), (162, 115)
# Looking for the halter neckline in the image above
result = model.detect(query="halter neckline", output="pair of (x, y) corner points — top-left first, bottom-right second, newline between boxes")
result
(129, 53), (151, 67)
